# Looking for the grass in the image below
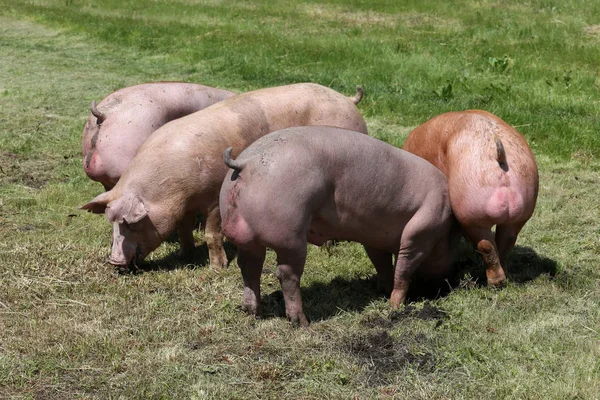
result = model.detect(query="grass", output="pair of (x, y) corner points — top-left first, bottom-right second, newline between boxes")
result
(1, 0), (599, 398)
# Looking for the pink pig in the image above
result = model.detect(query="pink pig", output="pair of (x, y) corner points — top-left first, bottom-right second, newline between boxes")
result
(403, 110), (539, 286)
(82, 82), (236, 190)
(220, 126), (455, 326)
(81, 83), (367, 270)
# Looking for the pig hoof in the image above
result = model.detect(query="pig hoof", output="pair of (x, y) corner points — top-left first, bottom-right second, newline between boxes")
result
(486, 268), (507, 287)
(241, 302), (260, 316)
(210, 260), (228, 270)
(487, 276), (507, 288)
(390, 289), (407, 309)
(290, 314), (309, 328)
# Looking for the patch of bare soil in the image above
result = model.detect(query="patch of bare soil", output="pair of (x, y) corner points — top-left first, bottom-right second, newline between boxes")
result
(0, 151), (57, 189)
(361, 301), (448, 329)
(390, 302), (449, 326)
(351, 302), (446, 385)
(345, 330), (435, 386)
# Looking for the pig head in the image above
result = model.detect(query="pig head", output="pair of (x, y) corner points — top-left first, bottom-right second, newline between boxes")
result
(82, 190), (167, 267)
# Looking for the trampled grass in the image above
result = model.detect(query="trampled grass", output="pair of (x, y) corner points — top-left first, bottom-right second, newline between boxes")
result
(1, 1), (599, 398)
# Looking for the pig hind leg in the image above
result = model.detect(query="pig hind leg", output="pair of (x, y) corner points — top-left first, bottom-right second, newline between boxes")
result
(238, 245), (266, 315)
(274, 245), (309, 327)
(464, 226), (506, 287)
(495, 221), (526, 275)
(390, 218), (444, 308)
(204, 206), (228, 269)
(364, 246), (394, 295)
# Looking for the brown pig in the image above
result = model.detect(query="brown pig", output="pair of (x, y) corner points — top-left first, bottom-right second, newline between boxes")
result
(220, 126), (455, 327)
(81, 83), (367, 270)
(82, 82), (236, 190)
(402, 110), (539, 286)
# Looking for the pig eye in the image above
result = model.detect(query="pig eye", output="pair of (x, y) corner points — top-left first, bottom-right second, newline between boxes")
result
(123, 220), (141, 232)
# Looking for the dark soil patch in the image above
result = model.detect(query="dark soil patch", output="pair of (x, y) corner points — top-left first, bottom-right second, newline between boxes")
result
(16, 223), (35, 232)
(345, 330), (435, 386)
(361, 301), (448, 329)
(0, 151), (58, 189)
(361, 315), (395, 329)
(390, 301), (448, 326)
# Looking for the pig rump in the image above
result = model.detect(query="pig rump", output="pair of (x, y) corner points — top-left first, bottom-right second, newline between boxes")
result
(403, 110), (539, 287)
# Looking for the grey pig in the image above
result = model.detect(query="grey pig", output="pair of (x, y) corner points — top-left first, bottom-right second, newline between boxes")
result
(220, 126), (454, 327)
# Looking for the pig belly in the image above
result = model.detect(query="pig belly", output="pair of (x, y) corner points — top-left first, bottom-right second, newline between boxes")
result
(307, 216), (400, 252)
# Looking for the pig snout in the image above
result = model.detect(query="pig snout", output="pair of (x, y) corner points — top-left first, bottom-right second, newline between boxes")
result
(108, 223), (141, 268)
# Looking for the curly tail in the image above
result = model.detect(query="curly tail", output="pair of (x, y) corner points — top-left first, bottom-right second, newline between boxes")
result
(223, 147), (244, 172)
(349, 85), (364, 105)
(496, 137), (508, 170)
(90, 100), (106, 124)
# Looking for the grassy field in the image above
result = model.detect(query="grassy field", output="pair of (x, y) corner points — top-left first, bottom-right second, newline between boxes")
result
(1, 0), (599, 398)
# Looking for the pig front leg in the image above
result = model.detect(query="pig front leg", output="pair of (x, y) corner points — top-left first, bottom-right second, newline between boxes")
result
(177, 212), (196, 259)
(465, 227), (506, 287)
(364, 246), (394, 295)
(204, 206), (229, 269)
(237, 246), (266, 315)
(275, 247), (308, 327)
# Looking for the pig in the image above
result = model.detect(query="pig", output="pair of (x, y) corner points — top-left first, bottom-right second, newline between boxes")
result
(402, 110), (539, 287)
(81, 83), (367, 270)
(219, 126), (454, 327)
(82, 82), (236, 190)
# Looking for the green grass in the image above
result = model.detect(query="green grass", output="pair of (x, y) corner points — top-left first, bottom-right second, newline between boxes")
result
(1, 1), (599, 398)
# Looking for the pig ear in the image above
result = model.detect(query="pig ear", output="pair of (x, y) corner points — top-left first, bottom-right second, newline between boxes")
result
(123, 194), (148, 224)
(80, 191), (112, 214)
(106, 193), (148, 224)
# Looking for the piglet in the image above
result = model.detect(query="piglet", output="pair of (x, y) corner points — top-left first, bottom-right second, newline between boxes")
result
(220, 126), (454, 327)
(403, 110), (539, 286)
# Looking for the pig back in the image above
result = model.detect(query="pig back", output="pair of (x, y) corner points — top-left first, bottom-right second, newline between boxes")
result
(222, 83), (368, 142)
(82, 82), (236, 188)
(228, 127), (451, 251)
(116, 83), (368, 212)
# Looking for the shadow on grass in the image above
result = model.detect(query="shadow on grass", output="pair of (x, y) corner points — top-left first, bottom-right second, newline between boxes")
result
(261, 275), (383, 323)
(118, 241), (238, 274)
(451, 241), (560, 287)
(260, 242), (559, 323)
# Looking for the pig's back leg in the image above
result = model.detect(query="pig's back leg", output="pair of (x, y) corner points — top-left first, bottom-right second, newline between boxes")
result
(204, 206), (228, 269)
(464, 226), (506, 287)
(495, 221), (526, 275)
(237, 245), (267, 315)
(274, 245), (309, 327)
(364, 246), (394, 295)
(390, 217), (445, 307)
